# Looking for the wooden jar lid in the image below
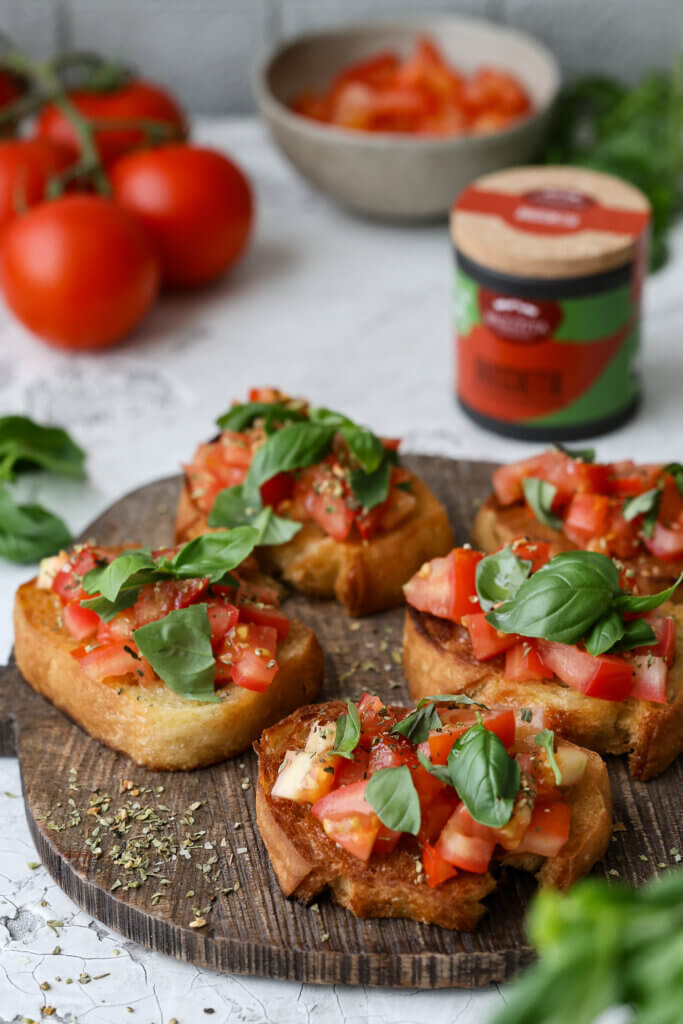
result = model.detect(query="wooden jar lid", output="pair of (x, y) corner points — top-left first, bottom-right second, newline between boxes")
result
(451, 166), (650, 280)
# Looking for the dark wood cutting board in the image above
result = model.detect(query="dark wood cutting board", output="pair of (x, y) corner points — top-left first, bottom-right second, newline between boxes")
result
(1, 456), (681, 989)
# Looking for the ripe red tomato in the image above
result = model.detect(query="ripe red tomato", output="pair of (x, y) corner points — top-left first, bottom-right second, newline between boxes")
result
(0, 195), (159, 350)
(0, 139), (73, 232)
(36, 80), (186, 167)
(111, 144), (253, 287)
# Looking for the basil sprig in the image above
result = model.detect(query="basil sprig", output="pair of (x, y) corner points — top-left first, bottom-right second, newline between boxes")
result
(216, 401), (307, 433)
(0, 415), (85, 482)
(333, 700), (361, 759)
(81, 528), (260, 620)
(365, 765), (421, 835)
(523, 478), (563, 530)
(134, 604), (219, 703)
(476, 545), (533, 612)
(390, 702), (441, 745)
(209, 484), (302, 545)
(0, 483), (72, 563)
(534, 729), (562, 785)
(448, 721), (521, 828)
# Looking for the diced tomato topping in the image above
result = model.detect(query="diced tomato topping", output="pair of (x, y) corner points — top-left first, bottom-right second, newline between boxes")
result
(564, 493), (609, 545)
(628, 654), (669, 703)
(657, 477), (683, 527)
(271, 749), (338, 804)
(426, 709), (516, 763)
(205, 600), (240, 650)
(535, 640), (635, 702)
(643, 521), (683, 561)
(373, 824), (402, 856)
(422, 841), (458, 888)
(52, 546), (102, 603)
(368, 734), (416, 773)
(259, 471), (294, 510)
(248, 387), (283, 403)
(643, 614), (676, 667)
(449, 802), (497, 841)
(503, 539), (552, 572)
(132, 578), (209, 627)
(505, 641), (553, 682)
(231, 648), (278, 692)
(334, 747), (370, 787)
(417, 788), (460, 844)
(435, 810), (495, 873)
(515, 801), (571, 857)
(311, 781), (381, 861)
(604, 462), (662, 497)
(358, 693), (394, 749)
(492, 451), (589, 508)
(237, 601), (290, 641)
(295, 465), (356, 542)
(462, 612), (517, 660)
(96, 609), (135, 643)
(72, 640), (149, 682)
(404, 548), (482, 623)
(62, 601), (100, 641)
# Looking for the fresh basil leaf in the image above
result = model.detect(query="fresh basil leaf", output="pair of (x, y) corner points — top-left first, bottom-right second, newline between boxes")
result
(416, 748), (452, 786)
(534, 729), (562, 785)
(308, 407), (349, 429)
(341, 425), (385, 474)
(349, 458), (391, 511)
(0, 483), (72, 563)
(476, 546), (532, 612)
(163, 527), (260, 582)
(244, 422), (334, 501)
(622, 488), (661, 534)
(448, 721), (520, 828)
(487, 551), (619, 645)
(609, 617), (657, 652)
(82, 549), (156, 600)
(584, 609), (625, 656)
(552, 442), (595, 463)
(0, 415), (86, 481)
(215, 401), (307, 433)
(80, 588), (139, 622)
(333, 700), (361, 759)
(208, 485), (301, 547)
(416, 694), (489, 710)
(365, 765), (421, 835)
(133, 604), (219, 703)
(615, 573), (683, 612)
(663, 462), (683, 496)
(389, 703), (441, 744)
(250, 506), (302, 546)
(522, 478), (563, 530)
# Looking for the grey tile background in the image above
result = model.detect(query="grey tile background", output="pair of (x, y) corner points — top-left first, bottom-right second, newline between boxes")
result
(2, 0), (682, 112)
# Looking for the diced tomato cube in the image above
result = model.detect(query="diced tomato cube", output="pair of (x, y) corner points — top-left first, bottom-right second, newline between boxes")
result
(564, 493), (609, 544)
(435, 811), (495, 873)
(422, 841), (459, 888)
(62, 601), (100, 641)
(643, 614), (676, 667)
(628, 654), (669, 703)
(311, 781), (381, 861)
(462, 612), (517, 660)
(505, 641), (553, 682)
(404, 548), (482, 623)
(535, 640), (635, 702)
(516, 801), (571, 857)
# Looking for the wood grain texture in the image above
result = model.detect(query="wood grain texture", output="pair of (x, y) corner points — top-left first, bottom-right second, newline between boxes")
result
(1, 456), (681, 989)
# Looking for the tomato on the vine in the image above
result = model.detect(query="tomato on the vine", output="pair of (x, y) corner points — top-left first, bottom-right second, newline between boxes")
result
(36, 80), (186, 167)
(111, 144), (253, 286)
(0, 194), (159, 350)
(0, 139), (73, 231)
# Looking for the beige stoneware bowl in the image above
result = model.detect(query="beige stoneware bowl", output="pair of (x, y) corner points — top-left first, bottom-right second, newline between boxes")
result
(256, 16), (561, 220)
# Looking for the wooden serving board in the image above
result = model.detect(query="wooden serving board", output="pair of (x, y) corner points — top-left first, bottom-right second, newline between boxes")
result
(1, 456), (681, 990)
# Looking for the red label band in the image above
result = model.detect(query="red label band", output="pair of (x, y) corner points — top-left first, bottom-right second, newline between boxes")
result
(456, 187), (650, 237)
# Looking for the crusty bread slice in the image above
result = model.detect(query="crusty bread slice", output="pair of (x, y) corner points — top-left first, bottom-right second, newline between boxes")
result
(13, 581), (324, 771)
(473, 495), (683, 599)
(255, 702), (611, 930)
(176, 470), (454, 616)
(403, 604), (683, 780)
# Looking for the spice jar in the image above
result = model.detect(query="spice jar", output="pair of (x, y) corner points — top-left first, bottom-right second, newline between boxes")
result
(451, 166), (650, 441)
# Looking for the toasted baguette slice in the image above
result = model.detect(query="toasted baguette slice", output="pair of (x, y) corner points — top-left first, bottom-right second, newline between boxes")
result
(14, 580), (323, 771)
(176, 470), (454, 616)
(255, 702), (611, 930)
(473, 495), (683, 599)
(403, 604), (683, 780)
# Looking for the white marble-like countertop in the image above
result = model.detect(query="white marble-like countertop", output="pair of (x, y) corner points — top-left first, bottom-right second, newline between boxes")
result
(1, 117), (682, 1022)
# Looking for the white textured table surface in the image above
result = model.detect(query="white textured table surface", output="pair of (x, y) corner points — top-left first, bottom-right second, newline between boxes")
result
(0, 116), (682, 1023)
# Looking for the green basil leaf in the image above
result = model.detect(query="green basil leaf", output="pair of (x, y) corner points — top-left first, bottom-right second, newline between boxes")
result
(308, 407), (349, 429)
(133, 604), (219, 703)
(0, 484), (72, 563)
(416, 694), (489, 710)
(163, 527), (260, 582)
(244, 422), (334, 501)
(365, 765), (421, 835)
(448, 721), (521, 828)
(416, 748), (452, 786)
(534, 729), (562, 785)
(82, 549), (156, 600)
(215, 401), (307, 433)
(476, 545), (532, 612)
(250, 506), (302, 546)
(522, 478), (563, 530)
(348, 458), (391, 511)
(340, 424), (385, 474)
(389, 703), (441, 744)
(208, 486), (301, 546)
(663, 462), (683, 497)
(552, 442), (596, 463)
(487, 551), (619, 645)
(623, 488), (661, 530)
(80, 588), (139, 622)
(609, 617), (657, 652)
(0, 415), (86, 481)
(333, 700), (361, 759)
(584, 609), (625, 656)
(615, 573), (683, 612)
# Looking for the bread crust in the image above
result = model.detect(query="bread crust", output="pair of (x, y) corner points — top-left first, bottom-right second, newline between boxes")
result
(473, 495), (683, 599)
(176, 471), (454, 616)
(255, 701), (611, 930)
(13, 580), (324, 771)
(403, 604), (683, 780)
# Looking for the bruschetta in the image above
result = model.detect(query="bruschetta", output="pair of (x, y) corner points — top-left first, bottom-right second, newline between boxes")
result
(14, 531), (323, 770)
(255, 695), (611, 930)
(402, 539), (683, 779)
(473, 447), (683, 599)
(175, 387), (454, 616)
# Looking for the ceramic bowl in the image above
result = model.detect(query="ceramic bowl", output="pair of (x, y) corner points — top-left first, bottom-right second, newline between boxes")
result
(255, 16), (561, 220)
